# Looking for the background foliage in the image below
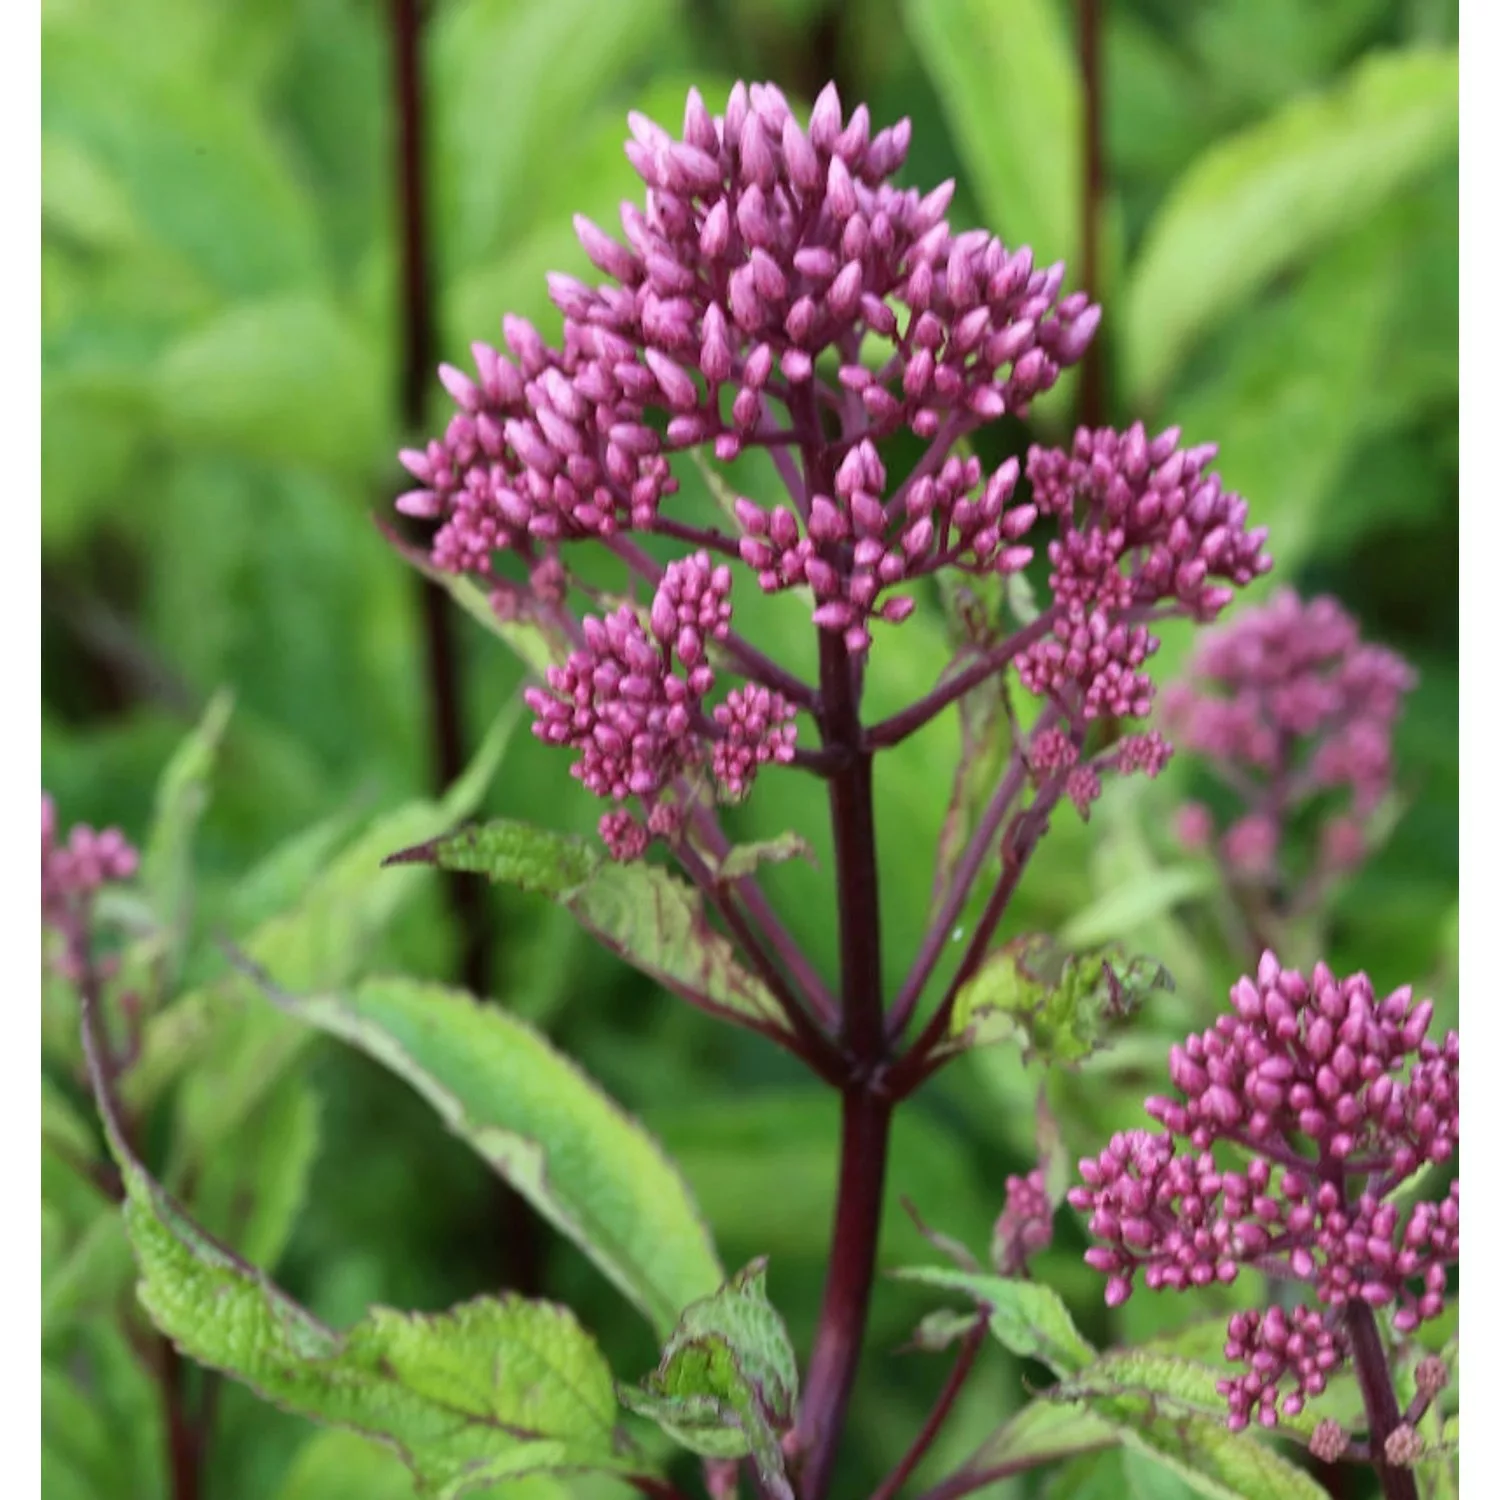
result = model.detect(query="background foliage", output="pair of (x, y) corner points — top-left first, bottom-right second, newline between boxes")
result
(41, 0), (1457, 1496)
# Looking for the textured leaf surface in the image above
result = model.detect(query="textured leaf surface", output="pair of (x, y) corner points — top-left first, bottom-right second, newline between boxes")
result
(390, 820), (791, 1038)
(944, 936), (1172, 1066)
(1126, 48), (1458, 400)
(274, 975), (722, 1337)
(892, 1266), (1096, 1377)
(620, 1260), (796, 1498)
(97, 1103), (636, 1496)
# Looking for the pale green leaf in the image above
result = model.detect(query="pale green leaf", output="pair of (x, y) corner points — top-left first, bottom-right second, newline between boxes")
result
(892, 1266), (1096, 1377)
(715, 833), (814, 883)
(903, 0), (1080, 266)
(389, 821), (792, 1038)
(431, 0), (678, 270)
(1059, 866), (1218, 950)
(164, 707), (518, 1169)
(1125, 48), (1458, 401)
(270, 975), (721, 1337)
(619, 1260), (795, 1498)
(155, 294), (389, 474)
(141, 690), (233, 983)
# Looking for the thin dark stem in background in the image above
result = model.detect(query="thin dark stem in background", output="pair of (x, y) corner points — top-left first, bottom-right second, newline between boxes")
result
(388, 0), (545, 1296)
(868, 1322), (987, 1500)
(1077, 0), (1107, 430)
(1346, 1299), (1420, 1500)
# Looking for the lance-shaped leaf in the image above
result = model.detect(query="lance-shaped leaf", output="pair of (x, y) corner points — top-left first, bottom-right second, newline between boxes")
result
(140, 690), (234, 987)
(388, 820), (793, 1041)
(713, 832), (814, 884)
(619, 1259), (797, 1500)
(377, 518), (560, 677)
(82, 1010), (641, 1499)
(1125, 47), (1458, 402)
(942, 936), (1172, 1067)
(893, 1266), (1096, 1378)
(266, 974), (722, 1339)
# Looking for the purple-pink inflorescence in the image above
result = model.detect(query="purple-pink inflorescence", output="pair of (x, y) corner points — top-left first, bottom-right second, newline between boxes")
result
(399, 80), (1274, 854)
(42, 792), (138, 934)
(991, 1167), (1054, 1277)
(1069, 953), (1458, 1430)
(1164, 589), (1416, 886)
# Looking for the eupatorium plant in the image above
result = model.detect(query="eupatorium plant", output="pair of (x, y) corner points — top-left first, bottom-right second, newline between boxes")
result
(52, 79), (1456, 1500)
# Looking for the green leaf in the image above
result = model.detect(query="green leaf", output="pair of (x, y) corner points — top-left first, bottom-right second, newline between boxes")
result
(715, 833), (814, 883)
(619, 1259), (796, 1499)
(389, 820), (794, 1040)
(273, 1429), (428, 1500)
(1125, 47), (1458, 401)
(944, 936), (1173, 1067)
(1059, 866), (1218, 950)
(430, 0), (678, 271)
(964, 1397), (1119, 1479)
(92, 1068), (640, 1497)
(892, 1266), (1096, 1377)
(141, 690), (233, 984)
(269, 974), (722, 1338)
(903, 0), (1080, 267)
(1048, 1352), (1331, 1500)
(377, 520), (561, 678)
(43, 26), (325, 297)
(154, 294), (388, 474)
(193, 1070), (321, 1270)
(162, 706), (519, 1170)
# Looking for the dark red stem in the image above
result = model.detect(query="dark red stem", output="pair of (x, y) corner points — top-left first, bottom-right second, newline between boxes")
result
(1346, 1299), (1419, 1500)
(388, 0), (549, 1296)
(1077, 0), (1107, 429)
(795, 1087), (892, 1499)
(868, 1323), (987, 1500)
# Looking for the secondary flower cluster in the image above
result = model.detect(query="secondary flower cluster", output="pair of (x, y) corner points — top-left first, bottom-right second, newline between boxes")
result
(1070, 954), (1458, 1430)
(1165, 589), (1416, 885)
(524, 553), (797, 855)
(990, 1167), (1054, 1276)
(42, 792), (138, 935)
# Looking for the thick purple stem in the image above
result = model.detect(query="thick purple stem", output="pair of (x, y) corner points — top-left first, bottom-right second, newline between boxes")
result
(1346, 1299), (1420, 1500)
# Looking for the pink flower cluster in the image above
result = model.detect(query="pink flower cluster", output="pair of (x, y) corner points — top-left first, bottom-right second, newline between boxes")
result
(1164, 589), (1416, 883)
(398, 81), (1096, 635)
(1017, 425), (1271, 722)
(42, 793), (138, 931)
(1070, 954), (1458, 1429)
(524, 554), (796, 853)
(991, 1167), (1054, 1276)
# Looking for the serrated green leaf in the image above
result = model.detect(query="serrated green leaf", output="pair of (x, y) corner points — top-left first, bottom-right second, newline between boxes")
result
(1125, 48), (1458, 401)
(892, 1266), (1096, 1377)
(944, 936), (1172, 1067)
(141, 690), (233, 986)
(903, 0), (1080, 267)
(270, 974), (721, 1338)
(93, 1074), (639, 1497)
(620, 1260), (795, 1498)
(390, 821), (792, 1040)
(966, 1397), (1119, 1481)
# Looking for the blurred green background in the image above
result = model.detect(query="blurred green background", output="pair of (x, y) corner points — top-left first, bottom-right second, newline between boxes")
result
(41, 0), (1458, 1496)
